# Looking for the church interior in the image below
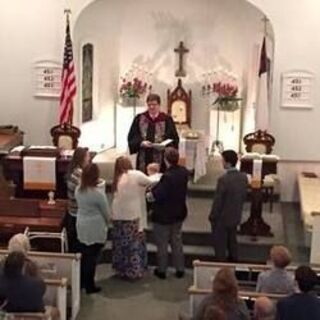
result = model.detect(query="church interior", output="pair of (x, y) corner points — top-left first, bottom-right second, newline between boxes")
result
(1, 0), (320, 319)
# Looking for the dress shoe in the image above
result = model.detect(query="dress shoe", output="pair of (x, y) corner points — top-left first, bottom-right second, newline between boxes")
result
(86, 286), (102, 294)
(175, 271), (185, 278)
(154, 268), (166, 279)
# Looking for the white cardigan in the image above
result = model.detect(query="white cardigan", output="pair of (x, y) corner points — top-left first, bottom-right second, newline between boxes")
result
(112, 170), (152, 230)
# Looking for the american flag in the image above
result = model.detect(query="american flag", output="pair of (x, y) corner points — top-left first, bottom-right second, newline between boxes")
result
(59, 16), (76, 124)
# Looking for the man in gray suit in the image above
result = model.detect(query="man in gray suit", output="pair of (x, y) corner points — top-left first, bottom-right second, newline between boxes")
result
(209, 150), (247, 262)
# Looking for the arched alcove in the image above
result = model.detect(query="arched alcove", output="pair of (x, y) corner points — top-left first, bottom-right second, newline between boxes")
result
(73, 0), (274, 152)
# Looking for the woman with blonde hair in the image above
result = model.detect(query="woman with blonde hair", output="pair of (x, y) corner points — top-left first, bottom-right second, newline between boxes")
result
(112, 156), (152, 279)
(8, 233), (30, 254)
(194, 268), (250, 320)
(7, 233), (39, 278)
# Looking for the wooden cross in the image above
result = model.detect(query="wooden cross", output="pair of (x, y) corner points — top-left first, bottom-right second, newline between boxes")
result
(174, 41), (189, 77)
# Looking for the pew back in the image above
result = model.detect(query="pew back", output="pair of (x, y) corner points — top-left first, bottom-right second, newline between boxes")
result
(0, 251), (80, 320)
(44, 278), (67, 320)
(192, 260), (320, 290)
(6, 313), (50, 320)
(188, 286), (285, 318)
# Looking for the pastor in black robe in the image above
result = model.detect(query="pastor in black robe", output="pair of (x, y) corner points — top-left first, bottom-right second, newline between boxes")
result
(127, 111), (179, 172)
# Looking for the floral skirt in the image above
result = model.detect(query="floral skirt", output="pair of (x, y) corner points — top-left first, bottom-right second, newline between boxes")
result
(112, 219), (147, 279)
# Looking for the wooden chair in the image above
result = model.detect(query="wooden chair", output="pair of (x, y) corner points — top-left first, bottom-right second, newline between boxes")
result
(50, 124), (81, 150)
(243, 130), (275, 154)
(243, 130), (277, 212)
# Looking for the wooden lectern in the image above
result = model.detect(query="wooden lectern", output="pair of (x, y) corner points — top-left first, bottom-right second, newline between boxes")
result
(239, 157), (278, 237)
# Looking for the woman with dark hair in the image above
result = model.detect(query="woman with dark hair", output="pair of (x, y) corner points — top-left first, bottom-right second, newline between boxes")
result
(75, 163), (111, 294)
(66, 147), (90, 252)
(0, 252), (45, 313)
(194, 268), (250, 320)
(111, 156), (152, 279)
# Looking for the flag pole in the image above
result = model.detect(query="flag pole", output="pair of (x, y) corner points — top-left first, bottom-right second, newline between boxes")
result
(59, 8), (76, 125)
(262, 15), (269, 38)
(64, 8), (72, 126)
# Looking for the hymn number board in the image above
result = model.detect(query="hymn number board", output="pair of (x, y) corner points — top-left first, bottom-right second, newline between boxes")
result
(34, 61), (62, 98)
(281, 71), (315, 108)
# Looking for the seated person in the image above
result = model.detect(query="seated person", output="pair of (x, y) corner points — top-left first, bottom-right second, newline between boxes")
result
(0, 252), (46, 313)
(254, 297), (275, 320)
(7, 233), (40, 278)
(276, 266), (320, 320)
(193, 267), (250, 320)
(256, 245), (295, 294)
(203, 306), (226, 320)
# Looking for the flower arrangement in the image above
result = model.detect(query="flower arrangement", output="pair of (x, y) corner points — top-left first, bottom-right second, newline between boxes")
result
(119, 77), (151, 99)
(202, 81), (241, 111)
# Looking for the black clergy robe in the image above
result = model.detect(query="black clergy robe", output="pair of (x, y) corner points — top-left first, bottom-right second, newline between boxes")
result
(128, 111), (179, 172)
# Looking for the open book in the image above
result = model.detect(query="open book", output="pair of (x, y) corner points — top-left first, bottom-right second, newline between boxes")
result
(152, 139), (173, 149)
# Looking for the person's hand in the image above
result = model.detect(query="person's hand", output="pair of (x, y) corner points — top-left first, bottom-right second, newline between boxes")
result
(141, 140), (153, 148)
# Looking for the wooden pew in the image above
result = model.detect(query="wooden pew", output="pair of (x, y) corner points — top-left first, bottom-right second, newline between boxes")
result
(187, 285), (285, 319)
(297, 173), (320, 264)
(1, 278), (67, 320)
(44, 278), (67, 320)
(0, 251), (80, 320)
(192, 260), (320, 290)
(0, 198), (66, 241)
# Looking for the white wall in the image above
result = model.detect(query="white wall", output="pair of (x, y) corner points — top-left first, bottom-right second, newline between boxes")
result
(73, 0), (124, 150)
(0, 0), (65, 145)
(73, 0), (267, 152)
(71, 0), (320, 161)
(246, 0), (320, 160)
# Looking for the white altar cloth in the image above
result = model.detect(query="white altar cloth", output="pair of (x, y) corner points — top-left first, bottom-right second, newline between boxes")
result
(179, 138), (207, 182)
(23, 156), (56, 190)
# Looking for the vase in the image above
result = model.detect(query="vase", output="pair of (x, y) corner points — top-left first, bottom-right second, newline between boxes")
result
(120, 96), (141, 107)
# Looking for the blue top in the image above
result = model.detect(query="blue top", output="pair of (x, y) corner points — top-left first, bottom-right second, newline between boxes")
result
(75, 187), (111, 245)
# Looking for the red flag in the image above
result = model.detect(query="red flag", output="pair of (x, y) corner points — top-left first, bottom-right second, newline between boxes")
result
(255, 37), (270, 131)
(59, 16), (76, 124)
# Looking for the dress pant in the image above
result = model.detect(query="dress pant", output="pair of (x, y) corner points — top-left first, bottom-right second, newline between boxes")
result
(79, 242), (103, 290)
(153, 222), (185, 273)
(211, 222), (238, 262)
(65, 214), (80, 253)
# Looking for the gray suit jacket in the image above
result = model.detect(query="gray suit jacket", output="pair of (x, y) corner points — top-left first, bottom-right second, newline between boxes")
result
(209, 169), (248, 227)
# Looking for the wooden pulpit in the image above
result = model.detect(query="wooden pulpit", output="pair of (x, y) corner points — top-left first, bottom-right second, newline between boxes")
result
(3, 147), (70, 199)
(239, 157), (278, 237)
